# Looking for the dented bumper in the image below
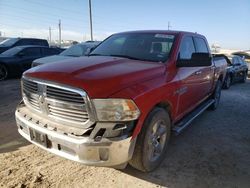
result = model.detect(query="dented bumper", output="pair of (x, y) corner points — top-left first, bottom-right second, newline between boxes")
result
(15, 105), (136, 167)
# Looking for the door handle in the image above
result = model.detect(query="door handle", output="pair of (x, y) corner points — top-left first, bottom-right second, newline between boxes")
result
(195, 71), (202, 75)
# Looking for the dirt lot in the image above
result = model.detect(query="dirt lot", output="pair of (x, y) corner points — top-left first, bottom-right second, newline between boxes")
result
(0, 79), (250, 188)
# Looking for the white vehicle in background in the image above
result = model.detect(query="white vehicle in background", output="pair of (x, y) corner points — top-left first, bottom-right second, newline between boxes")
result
(32, 41), (100, 67)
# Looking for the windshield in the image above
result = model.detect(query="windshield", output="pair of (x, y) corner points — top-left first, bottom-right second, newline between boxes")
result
(1, 46), (23, 56)
(0, 38), (18, 47)
(90, 33), (175, 62)
(60, 44), (88, 57)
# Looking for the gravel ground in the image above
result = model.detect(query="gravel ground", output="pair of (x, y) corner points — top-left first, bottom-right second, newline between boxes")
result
(0, 79), (250, 188)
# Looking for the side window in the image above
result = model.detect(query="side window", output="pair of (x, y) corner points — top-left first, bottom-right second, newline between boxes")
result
(16, 39), (28, 46)
(22, 48), (41, 56)
(34, 40), (46, 46)
(42, 48), (58, 56)
(237, 57), (245, 65)
(40, 40), (48, 46)
(194, 37), (209, 53)
(232, 57), (240, 65)
(30, 40), (38, 45)
(179, 36), (195, 59)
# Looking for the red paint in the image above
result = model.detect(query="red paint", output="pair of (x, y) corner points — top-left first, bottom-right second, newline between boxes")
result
(24, 31), (226, 140)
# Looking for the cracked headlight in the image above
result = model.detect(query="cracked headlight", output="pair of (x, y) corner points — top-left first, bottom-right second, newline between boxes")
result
(92, 99), (140, 121)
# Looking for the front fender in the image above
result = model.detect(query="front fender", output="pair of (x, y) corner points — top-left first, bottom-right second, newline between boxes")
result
(110, 75), (178, 139)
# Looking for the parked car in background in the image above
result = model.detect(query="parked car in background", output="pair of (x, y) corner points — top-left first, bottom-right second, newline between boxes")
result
(221, 54), (248, 89)
(16, 30), (227, 172)
(0, 45), (61, 80)
(0, 38), (49, 54)
(232, 51), (250, 76)
(232, 51), (250, 63)
(31, 41), (100, 67)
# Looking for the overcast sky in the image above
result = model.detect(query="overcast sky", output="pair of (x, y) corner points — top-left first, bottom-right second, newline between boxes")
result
(0, 0), (249, 50)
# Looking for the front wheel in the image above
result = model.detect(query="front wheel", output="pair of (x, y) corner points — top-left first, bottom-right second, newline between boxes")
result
(0, 64), (8, 81)
(209, 80), (222, 110)
(129, 108), (171, 172)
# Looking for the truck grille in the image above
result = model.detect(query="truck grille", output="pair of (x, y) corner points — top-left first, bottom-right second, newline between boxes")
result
(22, 79), (40, 111)
(22, 78), (89, 125)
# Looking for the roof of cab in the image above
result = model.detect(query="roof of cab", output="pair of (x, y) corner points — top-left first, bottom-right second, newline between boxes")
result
(115, 30), (205, 37)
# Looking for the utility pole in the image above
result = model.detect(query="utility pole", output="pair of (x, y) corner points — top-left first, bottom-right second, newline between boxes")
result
(88, 0), (93, 41)
(168, 21), (171, 30)
(58, 19), (61, 47)
(49, 27), (52, 45)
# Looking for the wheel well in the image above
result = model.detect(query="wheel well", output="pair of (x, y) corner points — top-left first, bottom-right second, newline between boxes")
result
(155, 102), (172, 121)
(218, 74), (224, 82)
(226, 72), (233, 80)
(0, 62), (7, 68)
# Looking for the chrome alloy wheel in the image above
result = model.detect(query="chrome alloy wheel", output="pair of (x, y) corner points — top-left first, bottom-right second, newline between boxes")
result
(147, 120), (167, 162)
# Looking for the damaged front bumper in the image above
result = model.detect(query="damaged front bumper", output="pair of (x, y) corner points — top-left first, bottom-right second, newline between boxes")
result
(15, 104), (136, 167)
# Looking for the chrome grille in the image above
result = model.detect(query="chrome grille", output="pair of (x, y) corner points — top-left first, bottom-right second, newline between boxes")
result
(22, 79), (41, 111)
(22, 78), (89, 125)
(46, 86), (85, 104)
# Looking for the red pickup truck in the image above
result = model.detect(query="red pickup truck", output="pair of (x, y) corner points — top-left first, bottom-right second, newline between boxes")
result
(15, 30), (227, 172)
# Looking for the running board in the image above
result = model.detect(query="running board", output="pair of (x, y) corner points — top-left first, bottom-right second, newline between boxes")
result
(172, 99), (215, 135)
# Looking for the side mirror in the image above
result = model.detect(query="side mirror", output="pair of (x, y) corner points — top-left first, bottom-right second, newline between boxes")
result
(177, 53), (212, 67)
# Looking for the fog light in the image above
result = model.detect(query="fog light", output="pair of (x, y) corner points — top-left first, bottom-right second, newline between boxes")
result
(99, 148), (109, 161)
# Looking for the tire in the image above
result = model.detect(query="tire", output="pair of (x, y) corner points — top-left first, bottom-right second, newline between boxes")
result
(223, 75), (231, 89)
(209, 80), (222, 110)
(129, 108), (171, 172)
(0, 64), (8, 81)
(240, 71), (247, 83)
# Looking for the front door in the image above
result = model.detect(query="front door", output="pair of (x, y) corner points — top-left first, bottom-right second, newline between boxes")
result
(19, 47), (42, 72)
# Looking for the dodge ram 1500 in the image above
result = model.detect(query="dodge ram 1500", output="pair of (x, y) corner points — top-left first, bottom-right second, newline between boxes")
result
(15, 30), (227, 172)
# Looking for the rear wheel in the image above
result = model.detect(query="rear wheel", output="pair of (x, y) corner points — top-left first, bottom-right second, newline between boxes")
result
(209, 80), (222, 110)
(0, 64), (8, 81)
(129, 108), (171, 172)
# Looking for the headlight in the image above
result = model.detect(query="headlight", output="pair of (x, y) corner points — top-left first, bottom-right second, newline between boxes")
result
(92, 99), (140, 121)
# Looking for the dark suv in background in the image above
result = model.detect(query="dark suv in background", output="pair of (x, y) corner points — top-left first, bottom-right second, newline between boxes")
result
(0, 45), (61, 80)
(0, 38), (49, 54)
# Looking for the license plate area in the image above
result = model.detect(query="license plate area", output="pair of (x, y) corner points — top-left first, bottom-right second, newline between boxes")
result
(29, 128), (50, 148)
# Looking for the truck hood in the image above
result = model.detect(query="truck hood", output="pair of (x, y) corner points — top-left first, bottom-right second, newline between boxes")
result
(24, 56), (165, 98)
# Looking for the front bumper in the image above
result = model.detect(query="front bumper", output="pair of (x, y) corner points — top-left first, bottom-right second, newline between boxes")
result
(15, 105), (136, 167)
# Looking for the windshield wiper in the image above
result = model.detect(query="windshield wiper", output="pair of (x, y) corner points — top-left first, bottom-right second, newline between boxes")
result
(88, 53), (104, 56)
(109, 54), (143, 61)
(109, 54), (150, 62)
(66, 55), (79, 57)
(89, 53), (160, 62)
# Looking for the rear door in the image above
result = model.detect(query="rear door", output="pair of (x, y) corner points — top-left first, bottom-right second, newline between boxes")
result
(176, 35), (203, 117)
(193, 37), (214, 95)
